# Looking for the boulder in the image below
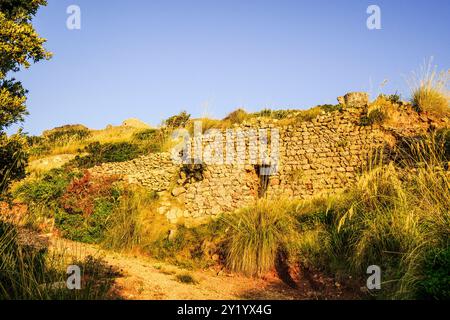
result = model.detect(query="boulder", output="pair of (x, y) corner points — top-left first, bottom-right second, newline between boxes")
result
(172, 187), (187, 197)
(337, 92), (369, 110)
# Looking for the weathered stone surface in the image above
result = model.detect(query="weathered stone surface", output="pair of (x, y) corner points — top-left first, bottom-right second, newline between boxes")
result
(166, 207), (182, 223)
(338, 92), (369, 110)
(172, 187), (186, 197)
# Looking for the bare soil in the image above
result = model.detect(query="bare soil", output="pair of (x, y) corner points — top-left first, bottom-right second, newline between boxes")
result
(49, 237), (363, 300)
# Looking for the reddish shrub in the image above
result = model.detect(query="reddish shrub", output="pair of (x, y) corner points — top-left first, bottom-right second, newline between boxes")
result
(60, 171), (119, 216)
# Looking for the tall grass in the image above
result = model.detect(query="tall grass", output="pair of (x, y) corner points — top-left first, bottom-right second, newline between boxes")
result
(222, 200), (298, 276)
(0, 221), (117, 299)
(102, 187), (147, 251)
(101, 186), (168, 252)
(408, 58), (449, 115)
(304, 132), (450, 299)
(265, 131), (450, 299)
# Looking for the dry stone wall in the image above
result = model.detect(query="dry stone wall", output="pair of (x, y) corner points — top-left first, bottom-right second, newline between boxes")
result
(90, 153), (178, 192)
(90, 92), (447, 223)
(265, 112), (385, 199)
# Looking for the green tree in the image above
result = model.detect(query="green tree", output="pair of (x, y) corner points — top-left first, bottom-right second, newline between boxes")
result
(0, 132), (28, 195)
(164, 111), (191, 128)
(0, 0), (50, 194)
(0, 0), (51, 130)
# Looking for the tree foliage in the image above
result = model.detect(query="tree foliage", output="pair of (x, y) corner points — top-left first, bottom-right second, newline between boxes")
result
(164, 111), (191, 128)
(0, 132), (28, 196)
(0, 0), (51, 130)
(0, 0), (50, 195)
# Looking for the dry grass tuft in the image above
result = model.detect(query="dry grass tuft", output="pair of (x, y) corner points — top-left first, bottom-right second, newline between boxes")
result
(407, 58), (449, 115)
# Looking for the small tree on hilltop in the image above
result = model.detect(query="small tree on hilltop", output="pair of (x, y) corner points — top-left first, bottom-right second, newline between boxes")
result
(164, 111), (191, 129)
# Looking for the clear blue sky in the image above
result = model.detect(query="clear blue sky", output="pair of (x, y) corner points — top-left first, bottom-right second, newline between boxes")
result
(9, 0), (450, 135)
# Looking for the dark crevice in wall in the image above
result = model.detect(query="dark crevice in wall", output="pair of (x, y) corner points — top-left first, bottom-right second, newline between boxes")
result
(254, 164), (271, 198)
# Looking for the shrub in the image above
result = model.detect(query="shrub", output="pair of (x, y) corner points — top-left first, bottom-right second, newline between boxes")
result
(387, 92), (401, 104)
(55, 198), (115, 243)
(408, 60), (449, 114)
(14, 168), (76, 206)
(54, 172), (120, 243)
(26, 135), (44, 147)
(13, 168), (80, 231)
(253, 109), (274, 118)
(223, 108), (249, 124)
(294, 107), (322, 123)
(27, 144), (51, 158)
(252, 109), (291, 119)
(417, 246), (450, 300)
(175, 272), (198, 284)
(361, 108), (387, 126)
(132, 128), (167, 153)
(318, 104), (343, 113)
(0, 133), (28, 196)
(133, 128), (159, 141)
(222, 200), (298, 276)
(360, 95), (394, 126)
(43, 124), (91, 145)
(59, 171), (119, 216)
(164, 111), (191, 128)
(72, 141), (142, 168)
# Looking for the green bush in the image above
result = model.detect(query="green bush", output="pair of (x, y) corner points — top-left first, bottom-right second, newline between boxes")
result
(164, 111), (191, 128)
(13, 168), (80, 231)
(387, 93), (401, 104)
(133, 128), (159, 141)
(16, 169), (119, 243)
(252, 109), (291, 119)
(43, 124), (91, 145)
(55, 198), (116, 243)
(418, 246), (450, 300)
(361, 108), (387, 126)
(55, 172), (120, 243)
(27, 144), (51, 158)
(14, 168), (77, 206)
(253, 109), (274, 118)
(132, 128), (167, 153)
(318, 104), (343, 113)
(0, 133), (28, 196)
(72, 141), (142, 168)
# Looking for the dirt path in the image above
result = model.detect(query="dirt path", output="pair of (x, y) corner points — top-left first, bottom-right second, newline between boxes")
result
(49, 238), (308, 300)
